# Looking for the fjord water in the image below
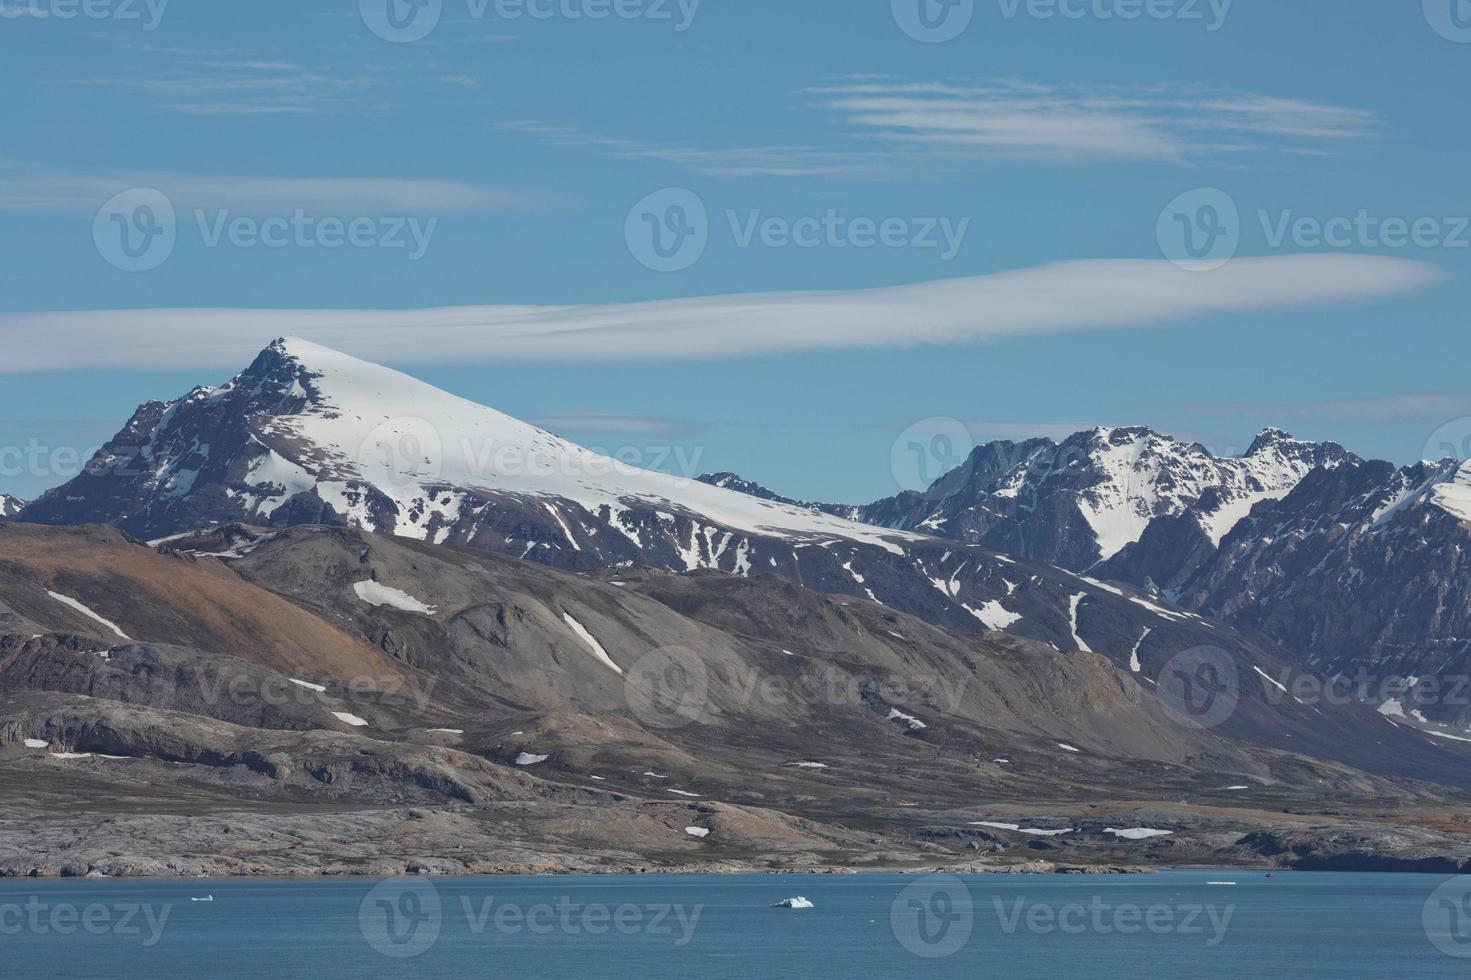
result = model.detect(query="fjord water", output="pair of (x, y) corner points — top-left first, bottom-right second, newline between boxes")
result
(3, 871), (1465, 978)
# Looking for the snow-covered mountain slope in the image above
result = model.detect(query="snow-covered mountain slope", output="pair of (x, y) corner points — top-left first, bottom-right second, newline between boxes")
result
(1170, 456), (1471, 725)
(0, 495), (23, 519)
(713, 426), (1350, 576)
(707, 430), (1471, 733)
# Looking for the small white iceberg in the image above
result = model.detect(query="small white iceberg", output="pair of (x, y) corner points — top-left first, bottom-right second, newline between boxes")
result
(191, 895), (214, 903)
(771, 897), (815, 909)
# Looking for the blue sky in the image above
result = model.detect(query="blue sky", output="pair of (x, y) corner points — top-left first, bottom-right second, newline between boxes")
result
(1, 0), (1469, 501)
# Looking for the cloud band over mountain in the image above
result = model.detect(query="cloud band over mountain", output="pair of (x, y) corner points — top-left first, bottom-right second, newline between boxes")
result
(0, 254), (1442, 372)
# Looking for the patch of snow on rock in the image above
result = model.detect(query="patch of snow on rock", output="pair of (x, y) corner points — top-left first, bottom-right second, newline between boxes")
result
(353, 580), (437, 615)
(46, 591), (130, 640)
(561, 612), (623, 674)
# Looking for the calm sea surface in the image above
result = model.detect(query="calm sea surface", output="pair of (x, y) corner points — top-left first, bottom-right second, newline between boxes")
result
(4, 870), (1470, 978)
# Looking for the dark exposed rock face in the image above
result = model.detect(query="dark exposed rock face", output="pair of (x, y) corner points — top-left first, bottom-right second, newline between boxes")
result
(1170, 458), (1471, 725)
(4, 521), (1471, 877)
(713, 427), (1351, 574)
(707, 432), (1471, 728)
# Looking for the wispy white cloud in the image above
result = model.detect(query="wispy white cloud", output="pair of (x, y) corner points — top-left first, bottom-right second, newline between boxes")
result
(67, 57), (379, 116)
(807, 80), (1380, 164)
(0, 161), (562, 215)
(0, 255), (1442, 372)
(504, 80), (1381, 178)
(527, 412), (707, 437)
(496, 122), (895, 178)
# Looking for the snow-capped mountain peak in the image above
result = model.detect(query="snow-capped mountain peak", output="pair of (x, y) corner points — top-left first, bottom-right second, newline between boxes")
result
(844, 423), (1351, 573)
(23, 338), (918, 556)
(0, 494), (24, 519)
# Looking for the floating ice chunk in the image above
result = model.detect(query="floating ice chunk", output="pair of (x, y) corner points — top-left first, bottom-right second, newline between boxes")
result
(771, 897), (815, 909)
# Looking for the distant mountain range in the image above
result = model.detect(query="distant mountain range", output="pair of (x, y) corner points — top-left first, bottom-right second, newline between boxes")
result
(13, 337), (1471, 758)
(698, 427), (1471, 727)
(9, 338), (1471, 875)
